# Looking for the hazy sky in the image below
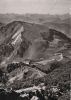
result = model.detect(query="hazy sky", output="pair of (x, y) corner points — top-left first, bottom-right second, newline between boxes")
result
(0, 0), (71, 14)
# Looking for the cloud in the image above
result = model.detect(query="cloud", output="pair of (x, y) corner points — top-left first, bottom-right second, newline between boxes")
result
(0, 0), (70, 14)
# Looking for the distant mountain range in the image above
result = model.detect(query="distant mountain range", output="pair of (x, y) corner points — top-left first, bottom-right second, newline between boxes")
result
(0, 13), (70, 24)
(0, 13), (71, 37)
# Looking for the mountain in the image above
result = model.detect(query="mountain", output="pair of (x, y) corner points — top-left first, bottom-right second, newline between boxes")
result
(0, 19), (70, 100)
(0, 21), (49, 65)
(0, 21), (71, 63)
(43, 21), (71, 38)
(0, 20), (71, 63)
(0, 13), (70, 38)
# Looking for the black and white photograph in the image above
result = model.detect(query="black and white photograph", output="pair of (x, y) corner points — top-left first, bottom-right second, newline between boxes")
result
(0, 0), (71, 100)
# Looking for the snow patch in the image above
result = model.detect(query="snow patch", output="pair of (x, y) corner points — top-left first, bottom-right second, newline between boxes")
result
(12, 26), (24, 39)
(12, 26), (24, 45)
(12, 33), (22, 45)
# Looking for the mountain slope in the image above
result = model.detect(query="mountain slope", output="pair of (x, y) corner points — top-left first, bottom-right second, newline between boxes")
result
(0, 21), (71, 65)
(0, 20), (70, 100)
(0, 21), (49, 65)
